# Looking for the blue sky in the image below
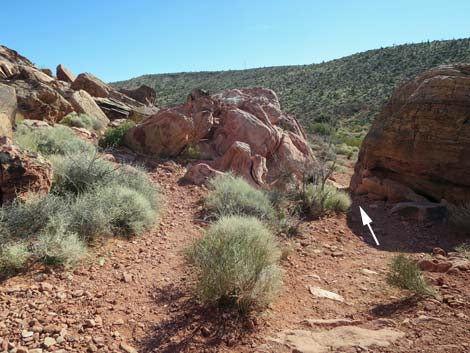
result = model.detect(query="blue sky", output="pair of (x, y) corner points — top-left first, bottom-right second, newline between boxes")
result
(2, 0), (470, 82)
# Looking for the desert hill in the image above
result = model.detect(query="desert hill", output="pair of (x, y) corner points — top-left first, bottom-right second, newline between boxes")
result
(111, 38), (470, 138)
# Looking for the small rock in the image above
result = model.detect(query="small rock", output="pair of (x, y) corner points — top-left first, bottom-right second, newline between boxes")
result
(43, 337), (56, 348)
(309, 286), (345, 302)
(120, 342), (138, 353)
(22, 330), (34, 338)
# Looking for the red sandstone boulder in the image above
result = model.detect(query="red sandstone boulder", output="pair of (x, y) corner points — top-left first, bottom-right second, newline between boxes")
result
(0, 137), (53, 204)
(67, 90), (110, 127)
(71, 73), (111, 98)
(126, 87), (314, 188)
(118, 85), (156, 106)
(56, 64), (76, 83)
(351, 64), (470, 204)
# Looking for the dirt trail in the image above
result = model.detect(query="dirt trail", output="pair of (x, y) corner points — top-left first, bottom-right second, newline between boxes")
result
(0, 163), (469, 353)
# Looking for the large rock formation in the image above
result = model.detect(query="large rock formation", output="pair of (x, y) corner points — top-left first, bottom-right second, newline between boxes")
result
(125, 88), (314, 187)
(351, 64), (470, 204)
(0, 45), (158, 126)
(0, 137), (53, 204)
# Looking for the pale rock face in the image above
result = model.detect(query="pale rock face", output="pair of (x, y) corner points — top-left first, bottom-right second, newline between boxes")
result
(68, 90), (110, 127)
(125, 88), (314, 188)
(351, 64), (470, 204)
(0, 83), (16, 138)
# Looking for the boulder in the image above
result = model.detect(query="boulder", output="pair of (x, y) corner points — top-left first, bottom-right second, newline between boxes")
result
(40, 68), (53, 77)
(184, 163), (224, 186)
(125, 89), (216, 156)
(391, 202), (448, 223)
(56, 64), (75, 83)
(126, 88), (314, 188)
(13, 80), (74, 122)
(118, 85), (156, 106)
(0, 83), (16, 138)
(94, 97), (158, 122)
(71, 73), (111, 98)
(0, 137), (53, 204)
(67, 90), (110, 127)
(351, 64), (470, 204)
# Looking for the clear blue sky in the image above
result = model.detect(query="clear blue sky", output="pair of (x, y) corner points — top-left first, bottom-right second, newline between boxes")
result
(2, 0), (469, 82)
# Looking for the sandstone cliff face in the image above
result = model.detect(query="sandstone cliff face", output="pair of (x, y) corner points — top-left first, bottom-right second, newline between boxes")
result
(125, 88), (314, 187)
(351, 64), (470, 204)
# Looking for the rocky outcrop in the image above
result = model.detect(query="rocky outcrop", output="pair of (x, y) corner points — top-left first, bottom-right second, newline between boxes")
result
(71, 73), (110, 98)
(56, 64), (75, 83)
(125, 88), (314, 187)
(68, 90), (110, 127)
(351, 64), (470, 204)
(0, 137), (53, 204)
(118, 85), (156, 106)
(13, 80), (74, 122)
(0, 45), (159, 127)
(0, 83), (16, 138)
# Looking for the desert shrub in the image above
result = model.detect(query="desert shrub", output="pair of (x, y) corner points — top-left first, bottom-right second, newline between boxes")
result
(449, 202), (470, 232)
(113, 165), (160, 208)
(0, 194), (67, 239)
(301, 183), (351, 218)
(0, 243), (31, 273)
(60, 113), (104, 132)
(99, 121), (135, 148)
(51, 152), (116, 195)
(187, 216), (282, 313)
(206, 174), (275, 221)
(310, 122), (334, 136)
(34, 220), (87, 268)
(387, 254), (436, 296)
(15, 124), (94, 157)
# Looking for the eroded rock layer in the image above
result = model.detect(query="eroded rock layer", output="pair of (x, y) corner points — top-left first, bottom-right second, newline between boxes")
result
(351, 64), (470, 204)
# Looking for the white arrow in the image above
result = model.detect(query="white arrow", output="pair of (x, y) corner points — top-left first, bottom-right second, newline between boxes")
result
(359, 207), (380, 246)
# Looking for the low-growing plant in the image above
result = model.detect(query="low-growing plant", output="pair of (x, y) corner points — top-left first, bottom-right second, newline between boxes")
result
(301, 183), (351, 218)
(186, 216), (282, 313)
(35, 220), (87, 268)
(15, 124), (94, 157)
(448, 202), (470, 232)
(51, 152), (116, 195)
(387, 254), (436, 296)
(60, 113), (104, 132)
(0, 243), (31, 273)
(455, 242), (470, 259)
(99, 121), (135, 148)
(206, 174), (275, 221)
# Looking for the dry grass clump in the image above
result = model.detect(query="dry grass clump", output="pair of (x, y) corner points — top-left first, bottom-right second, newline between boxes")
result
(387, 254), (436, 296)
(186, 216), (282, 313)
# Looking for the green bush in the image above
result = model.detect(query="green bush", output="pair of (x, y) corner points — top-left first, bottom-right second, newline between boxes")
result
(301, 183), (351, 217)
(60, 113), (104, 132)
(0, 194), (68, 239)
(99, 121), (135, 148)
(206, 174), (275, 221)
(0, 243), (31, 273)
(187, 216), (282, 313)
(310, 122), (334, 136)
(15, 124), (94, 157)
(387, 254), (436, 296)
(449, 202), (470, 232)
(51, 153), (116, 195)
(35, 220), (87, 268)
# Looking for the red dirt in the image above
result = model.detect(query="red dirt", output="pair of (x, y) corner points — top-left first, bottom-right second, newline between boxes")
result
(0, 161), (469, 353)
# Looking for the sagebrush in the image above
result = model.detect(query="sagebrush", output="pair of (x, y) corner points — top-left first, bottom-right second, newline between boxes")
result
(186, 216), (282, 313)
(205, 174), (275, 221)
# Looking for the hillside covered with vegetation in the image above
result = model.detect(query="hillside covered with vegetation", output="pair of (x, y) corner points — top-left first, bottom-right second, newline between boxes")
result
(112, 38), (470, 139)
